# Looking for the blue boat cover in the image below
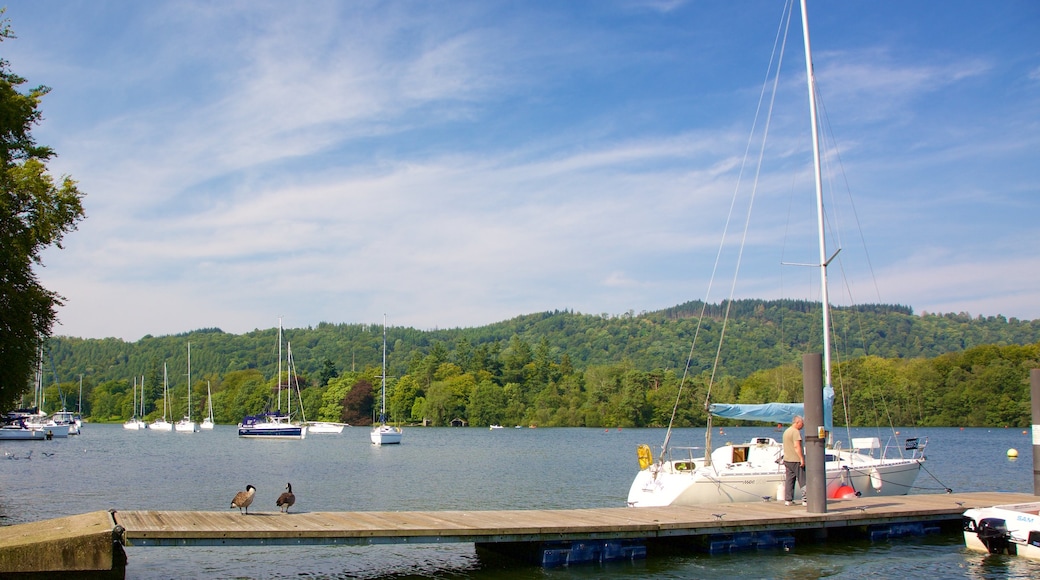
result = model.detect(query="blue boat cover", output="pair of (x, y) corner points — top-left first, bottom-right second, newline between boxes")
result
(708, 402), (804, 423)
(708, 386), (834, 428)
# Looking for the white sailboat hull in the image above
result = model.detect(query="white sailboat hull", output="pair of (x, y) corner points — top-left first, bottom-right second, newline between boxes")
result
(200, 419), (215, 430)
(627, 438), (924, 507)
(150, 420), (173, 431)
(123, 419), (147, 430)
(175, 419), (198, 432)
(308, 422), (345, 434)
(23, 421), (69, 438)
(0, 425), (47, 440)
(370, 425), (402, 445)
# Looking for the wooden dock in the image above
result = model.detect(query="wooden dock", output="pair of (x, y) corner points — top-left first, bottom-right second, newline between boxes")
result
(2, 491), (1036, 575)
(113, 491), (1031, 547)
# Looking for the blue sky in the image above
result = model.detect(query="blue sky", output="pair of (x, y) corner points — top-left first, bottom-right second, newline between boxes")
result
(5, 0), (1038, 341)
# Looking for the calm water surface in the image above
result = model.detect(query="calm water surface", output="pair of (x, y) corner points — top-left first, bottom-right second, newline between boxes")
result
(1, 425), (1038, 579)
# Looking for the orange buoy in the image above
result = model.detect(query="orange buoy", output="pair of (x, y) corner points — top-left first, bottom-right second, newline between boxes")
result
(830, 485), (857, 499)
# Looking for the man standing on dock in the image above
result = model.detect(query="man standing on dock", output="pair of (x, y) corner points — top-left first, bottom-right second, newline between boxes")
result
(783, 415), (805, 506)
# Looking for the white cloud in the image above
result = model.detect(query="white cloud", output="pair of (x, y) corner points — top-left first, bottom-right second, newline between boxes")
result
(15, 0), (1040, 340)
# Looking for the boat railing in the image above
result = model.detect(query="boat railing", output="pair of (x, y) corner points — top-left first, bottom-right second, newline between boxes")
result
(901, 435), (927, 459)
(847, 435), (928, 460)
(662, 446), (705, 471)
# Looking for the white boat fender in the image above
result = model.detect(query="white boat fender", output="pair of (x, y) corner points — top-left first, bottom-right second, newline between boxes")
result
(869, 467), (882, 491)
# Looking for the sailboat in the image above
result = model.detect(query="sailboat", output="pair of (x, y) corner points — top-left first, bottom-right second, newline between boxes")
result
(150, 363), (173, 431)
(370, 315), (402, 445)
(175, 342), (198, 432)
(626, 0), (927, 508)
(200, 380), (215, 430)
(238, 320), (307, 439)
(123, 377), (147, 430)
(19, 355), (69, 438)
(46, 361), (80, 435)
(50, 409), (80, 435)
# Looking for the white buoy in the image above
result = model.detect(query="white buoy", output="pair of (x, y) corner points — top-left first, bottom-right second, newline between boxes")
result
(1007, 448), (1019, 458)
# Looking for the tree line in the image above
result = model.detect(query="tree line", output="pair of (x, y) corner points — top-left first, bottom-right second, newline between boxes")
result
(27, 301), (1040, 428)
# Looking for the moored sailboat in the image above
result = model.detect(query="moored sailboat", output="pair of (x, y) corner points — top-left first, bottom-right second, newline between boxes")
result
(20, 357), (69, 437)
(626, 0), (926, 508)
(123, 376), (147, 430)
(175, 342), (198, 432)
(150, 364), (173, 431)
(200, 380), (215, 430)
(238, 320), (307, 439)
(49, 410), (79, 435)
(0, 413), (47, 440)
(370, 315), (402, 445)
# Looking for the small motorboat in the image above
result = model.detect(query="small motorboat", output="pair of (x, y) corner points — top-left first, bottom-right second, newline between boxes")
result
(963, 501), (1040, 559)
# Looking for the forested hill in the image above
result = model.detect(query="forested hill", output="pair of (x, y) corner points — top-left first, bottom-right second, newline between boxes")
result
(46, 299), (1040, 390)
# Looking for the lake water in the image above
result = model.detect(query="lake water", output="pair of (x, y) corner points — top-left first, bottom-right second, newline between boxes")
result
(2, 425), (1038, 579)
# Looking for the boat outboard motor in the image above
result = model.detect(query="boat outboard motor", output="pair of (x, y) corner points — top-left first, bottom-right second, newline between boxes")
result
(976, 518), (1016, 555)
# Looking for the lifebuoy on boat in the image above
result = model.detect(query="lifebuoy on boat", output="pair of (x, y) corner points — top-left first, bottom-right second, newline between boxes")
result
(869, 467), (882, 491)
(637, 444), (653, 470)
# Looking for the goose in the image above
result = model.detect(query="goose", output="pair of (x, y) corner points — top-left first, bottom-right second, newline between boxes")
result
(276, 482), (295, 513)
(230, 484), (256, 514)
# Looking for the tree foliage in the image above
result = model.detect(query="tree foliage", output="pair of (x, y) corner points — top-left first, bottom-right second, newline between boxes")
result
(24, 305), (1040, 429)
(340, 378), (374, 426)
(0, 12), (85, 411)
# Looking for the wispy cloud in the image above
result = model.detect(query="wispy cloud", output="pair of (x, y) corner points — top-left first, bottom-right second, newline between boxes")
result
(9, 0), (1038, 340)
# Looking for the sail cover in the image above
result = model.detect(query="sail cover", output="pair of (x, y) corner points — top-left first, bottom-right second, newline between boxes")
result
(708, 402), (804, 423)
(708, 386), (834, 428)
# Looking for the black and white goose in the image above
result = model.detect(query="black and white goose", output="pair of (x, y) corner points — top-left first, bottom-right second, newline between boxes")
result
(276, 482), (295, 513)
(230, 484), (256, 514)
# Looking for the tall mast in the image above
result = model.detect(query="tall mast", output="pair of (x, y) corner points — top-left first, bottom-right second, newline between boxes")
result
(187, 342), (192, 420)
(277, 317), (283, 411)
(800, 0), (833, 401)
(287, 342), (293, 416)
(381, 314), (387, 422)
(163, 363), (169, 420)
